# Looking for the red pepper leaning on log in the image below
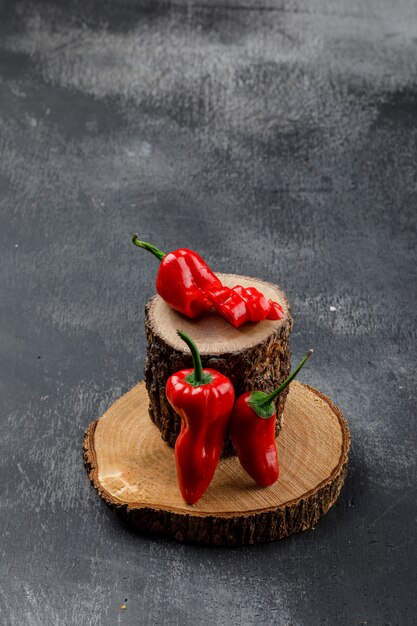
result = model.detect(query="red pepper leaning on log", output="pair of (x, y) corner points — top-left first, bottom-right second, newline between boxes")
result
(131, 235), (284, 327)
(165, 330), (235, 504)
(230, 349), (313, 487)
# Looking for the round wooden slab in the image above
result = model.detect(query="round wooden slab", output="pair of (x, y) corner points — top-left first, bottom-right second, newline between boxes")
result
(84, 381), (350, 545)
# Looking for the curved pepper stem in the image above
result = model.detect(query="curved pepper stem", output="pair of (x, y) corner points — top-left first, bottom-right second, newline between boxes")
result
(259, 349), (313, 408)
(177, 330), (213, 386)
(131, 234), (166, 261)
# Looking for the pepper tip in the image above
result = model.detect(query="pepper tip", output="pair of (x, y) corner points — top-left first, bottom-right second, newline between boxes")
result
(307, 349), (314, 356)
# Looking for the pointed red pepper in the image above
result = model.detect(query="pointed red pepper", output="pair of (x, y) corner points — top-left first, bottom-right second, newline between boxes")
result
(165, 330), (235, 504)
(132, 235), (222, 318)
(230, 349), (313, 487)
(132, 235), (285, 326)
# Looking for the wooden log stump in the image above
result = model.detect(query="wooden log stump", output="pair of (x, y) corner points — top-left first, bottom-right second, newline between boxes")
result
(144, 273), (293, 456)
(83, 380), (350, 546)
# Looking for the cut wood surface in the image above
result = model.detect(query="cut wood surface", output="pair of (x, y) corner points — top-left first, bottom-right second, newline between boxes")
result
(84, 380), (350, 545)
(145, 273), (293, 456)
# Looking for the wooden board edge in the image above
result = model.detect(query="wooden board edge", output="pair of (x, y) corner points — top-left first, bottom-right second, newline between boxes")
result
(83, 383), (351, 546)
(302, 383), (351, 474)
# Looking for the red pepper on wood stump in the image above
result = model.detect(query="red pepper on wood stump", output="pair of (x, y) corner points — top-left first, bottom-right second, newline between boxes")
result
(131, 235), (284, 326)
(230, 349), (313, 487)
(165, 330), (235, 504)
(132, 235), (221, 318)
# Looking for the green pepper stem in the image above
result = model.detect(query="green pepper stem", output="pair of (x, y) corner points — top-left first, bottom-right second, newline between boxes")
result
(177, 330), (205, 384)
(259, 349), (313, 407)
(131, 234), (166, 261)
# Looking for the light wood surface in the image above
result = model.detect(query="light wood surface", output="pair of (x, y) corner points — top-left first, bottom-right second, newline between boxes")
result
(147, 273), (290, 354)
(84, 380), (350, 545)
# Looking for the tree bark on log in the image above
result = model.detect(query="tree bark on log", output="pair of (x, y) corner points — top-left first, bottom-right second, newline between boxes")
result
(83, 381), (350, 546)
(144, 273), (293, 456)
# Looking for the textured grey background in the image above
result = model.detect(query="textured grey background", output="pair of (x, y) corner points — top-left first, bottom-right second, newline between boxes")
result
(1, 1), (416, 624)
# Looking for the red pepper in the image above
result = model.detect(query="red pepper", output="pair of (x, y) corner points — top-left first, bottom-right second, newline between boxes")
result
(208, 285), (284, 328)
(206, 285), (248, 328)
(132, 235), (285, 326)
(233, 285), (270, 322)
(266, 300), (284, 320)
(132, 235), (222, 318)
(230, 349), (313, 487)
(165, 330), (235, 504)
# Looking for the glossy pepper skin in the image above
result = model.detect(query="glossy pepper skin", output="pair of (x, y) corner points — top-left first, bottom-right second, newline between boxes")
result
(230, 350), (313, 487)
(230, 394), (279, 486)
(132, 235), (284, 326)
(132, 236), (221, 318)
(165, 330), (235, 504)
